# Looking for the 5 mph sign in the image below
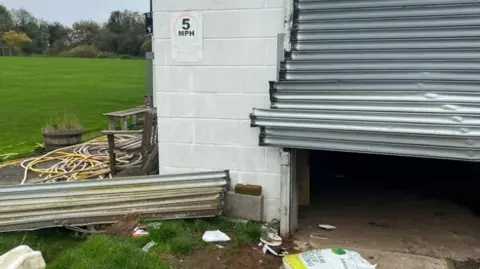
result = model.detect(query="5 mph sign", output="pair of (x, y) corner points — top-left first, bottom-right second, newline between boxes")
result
(171, 12), (203, 63)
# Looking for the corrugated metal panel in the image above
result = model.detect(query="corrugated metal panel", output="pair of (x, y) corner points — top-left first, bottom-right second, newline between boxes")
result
(251, 0), (480, 160)
(0, 171), (229, 232)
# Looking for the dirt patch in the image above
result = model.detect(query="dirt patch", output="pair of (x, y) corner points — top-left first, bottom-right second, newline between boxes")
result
(164, 246), (283, 269)
(104, 215), (140, 237)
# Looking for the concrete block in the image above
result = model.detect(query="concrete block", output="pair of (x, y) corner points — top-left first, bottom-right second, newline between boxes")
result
(265, 38), (279, 66)
(154, 0), (266, 12)
(264, 198), (281, 221)
(161, 167), (194, 174)
(157, 118), (195, 143)
(204, 11), (240, 38)
(155, 92), (197, 117)
(224, 191), (263, 221)
(158, 142), (194, 168)
(159, 143), (267, 171)
(194, 119), (258, 146)
(155, 66), (276, 93)
(153, 12), (170, 39)
(265, 0), (286, 8)
(239, 9), (284, 37)
(153, 40), (169, 67)
(156, 92), (268, 119)
(203, 39), (267, 66)
(193, 93), (268, 119)
(154, 67), (192, 92)
(266, 148), (282, 173)
(192, 145), (267, 171)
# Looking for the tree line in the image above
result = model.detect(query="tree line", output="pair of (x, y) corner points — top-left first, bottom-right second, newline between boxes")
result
(0, 5), (151, 58)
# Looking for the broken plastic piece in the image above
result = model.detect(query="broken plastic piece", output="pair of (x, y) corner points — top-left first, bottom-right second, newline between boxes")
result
(262, 244), (288, 257)
(142, 241), (157, 252)
(202, 230), (231, 242)
(318, 224), (336, 230)
(131, 226), (149, 238)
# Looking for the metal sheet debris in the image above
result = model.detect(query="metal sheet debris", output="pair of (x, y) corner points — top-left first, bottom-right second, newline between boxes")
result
(0, 171), (230, 232)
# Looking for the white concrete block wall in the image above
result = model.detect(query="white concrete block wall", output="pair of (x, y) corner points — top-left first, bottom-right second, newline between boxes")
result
(153, 0), (286, 221)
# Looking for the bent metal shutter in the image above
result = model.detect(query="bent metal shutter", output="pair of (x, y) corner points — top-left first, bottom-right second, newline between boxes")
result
(250, 0), (480, 161)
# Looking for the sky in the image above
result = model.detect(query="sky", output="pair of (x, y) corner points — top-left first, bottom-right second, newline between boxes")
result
(1, 0), (150, 26)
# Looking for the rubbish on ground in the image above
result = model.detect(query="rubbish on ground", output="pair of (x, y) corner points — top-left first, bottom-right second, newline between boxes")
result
(310, 233), (329, 240)
(263, 244), (288, 257)
(216, 244), (225, 249)
(202, 230), (231, 242)
(318, 224), (336, 230)
(142, 241), (157, 252)
(283, 248), (376, 269)
(258, 242), (264, 247)
(0, 246), (46, 269)
(131, 226), (149, 238)
(260, 224), (282, 246)
(147, 222), (162, 229)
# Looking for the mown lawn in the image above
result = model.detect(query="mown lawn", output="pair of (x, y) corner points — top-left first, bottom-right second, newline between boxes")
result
(0, 57), (146, 156)
(0, 218), (262, 269)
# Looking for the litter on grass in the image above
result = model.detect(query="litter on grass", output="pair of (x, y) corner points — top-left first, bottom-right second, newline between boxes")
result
(142, 241), (157, 252)
(147, 222), (162, 229)
(131, 226), (149, 238)
(0, 246), (46, 269)
(283, 248), (376, 269)
(202, 230), (231, 242)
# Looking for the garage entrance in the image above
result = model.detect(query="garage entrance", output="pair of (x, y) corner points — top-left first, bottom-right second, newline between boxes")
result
(294, 149), (480, 262)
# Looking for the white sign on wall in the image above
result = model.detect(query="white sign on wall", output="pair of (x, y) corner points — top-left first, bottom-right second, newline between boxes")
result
(170, 12), (203, 63)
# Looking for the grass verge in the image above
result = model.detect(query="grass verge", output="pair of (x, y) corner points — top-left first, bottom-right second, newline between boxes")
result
(0, 218), (262, 268)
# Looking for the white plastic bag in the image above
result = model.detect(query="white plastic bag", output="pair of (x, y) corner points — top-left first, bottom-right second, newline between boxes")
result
(202, 230), (231, 242)
(0, 246), (46, 269)
(283, 248), (376, 269)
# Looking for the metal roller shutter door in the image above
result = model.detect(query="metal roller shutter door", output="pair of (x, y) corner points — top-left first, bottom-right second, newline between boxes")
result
(250, 0), (480, 161)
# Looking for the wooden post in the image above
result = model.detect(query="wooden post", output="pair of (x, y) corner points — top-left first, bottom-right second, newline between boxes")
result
(120, 118), (128, 130)
(132, 114), (138, 126)
(108, 118), (116, 130)
(107, 134), (116, 176)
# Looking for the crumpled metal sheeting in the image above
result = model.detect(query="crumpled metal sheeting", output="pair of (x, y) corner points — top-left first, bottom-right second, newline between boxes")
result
(260, 136), (480, 160)
(0, 171), (230, 232)
(249, 0), (480, 161)
(251, 108), (480, 160)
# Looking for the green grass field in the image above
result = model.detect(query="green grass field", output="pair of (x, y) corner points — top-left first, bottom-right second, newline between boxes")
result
(0, 57), (146, 156)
